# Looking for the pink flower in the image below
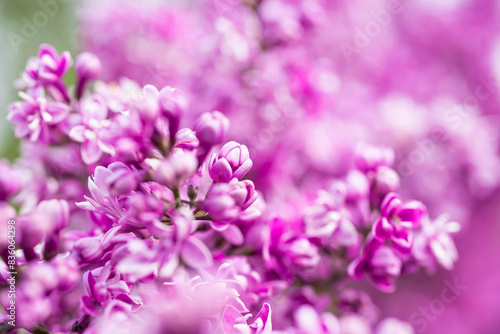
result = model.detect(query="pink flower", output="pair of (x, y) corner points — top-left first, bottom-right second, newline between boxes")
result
(348, 237), (402, 293)
(69, 95), (115, 164)
(372, 193), (427, 253)
(413, 214), (461, 271)
(8, 86), (70, 143)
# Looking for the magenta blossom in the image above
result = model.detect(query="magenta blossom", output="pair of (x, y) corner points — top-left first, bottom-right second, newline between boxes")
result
(7, 86), (70, 143)
(26, 44), (72, 85)
(372, 193), (426, 252)
(69, 95), (115, 164)
(348, 237), (402, 293)
(413, 214), (461, 272)
(24, 44), (72, 101)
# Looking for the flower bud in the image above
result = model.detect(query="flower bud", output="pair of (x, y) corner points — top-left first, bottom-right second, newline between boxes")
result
(345, 170), (369, 201)
(209, 141), (253, 182)
(228, 179), (258, 210)
(107, 162), (142, 196)
(51, 254), (80, 291)
(371, 166), (400, 206)
(75, 52), (101, 82)
(281, 238), (320, 269)
(159, 86), (188, 142)
(175, 128), (199, 151)
(194, 111), (229, 148)
(75, 52), (101, 99)
(203, 182), (240, 224)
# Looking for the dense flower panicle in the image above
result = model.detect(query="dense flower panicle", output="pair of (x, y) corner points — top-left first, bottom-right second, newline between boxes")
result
(0, 35), (463, 334)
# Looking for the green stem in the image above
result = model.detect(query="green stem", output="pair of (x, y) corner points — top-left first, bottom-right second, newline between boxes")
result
(195, 215), (212, 221)
(173, 187), (182, 209)
(32, 325), (50, 334)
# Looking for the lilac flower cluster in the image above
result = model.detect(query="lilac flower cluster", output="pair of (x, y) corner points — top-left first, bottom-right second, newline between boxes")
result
(80, 0), (500, 227)
(0, 44), (460, 333)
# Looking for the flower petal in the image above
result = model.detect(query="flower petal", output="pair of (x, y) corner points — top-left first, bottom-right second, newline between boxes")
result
(181, 236), (213, 268)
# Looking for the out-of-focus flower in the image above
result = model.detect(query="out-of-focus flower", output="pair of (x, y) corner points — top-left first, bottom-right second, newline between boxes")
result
(348, 237), (402, 292)
(355, 144), (395, 173)
(304, 190), (359, 249)
(375, 318), (414, 334)
(293, 304), (339, 334)
(18, 199), (69, 260)
(154, 151), (198, 188)
(194, 111), (230, 148)
(159, 86), (188, 143)
(0, 160), (21, 201)
(413, 214), (461, 271)
(26, 44), (72, 85)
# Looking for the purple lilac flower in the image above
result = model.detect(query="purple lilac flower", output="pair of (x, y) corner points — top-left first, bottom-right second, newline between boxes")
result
(18, 199), (69, 260)
(348, 237), (403, 292)
(24, 44), (72, 101)
(76, 163), (133, 220)
(372, 193), (426, 252)
(413, 214), (461, 271)
(69, 95), (115, 164)
(7, 86), (70, 143)
(304, 190), (359, 249)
